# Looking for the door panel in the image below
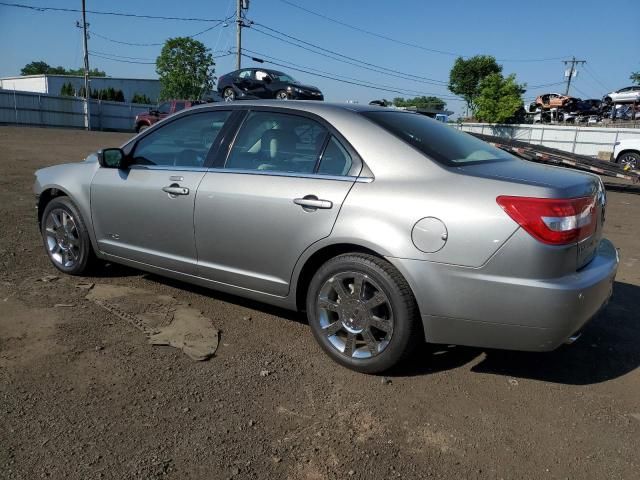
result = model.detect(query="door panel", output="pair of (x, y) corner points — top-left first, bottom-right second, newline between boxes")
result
(90, 110), (231, 273)
(91, 168), (205, 273)
(194, 173), (354, 295)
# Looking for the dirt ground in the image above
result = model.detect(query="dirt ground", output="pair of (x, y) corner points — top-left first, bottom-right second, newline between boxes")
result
(1, 126), (639, 480)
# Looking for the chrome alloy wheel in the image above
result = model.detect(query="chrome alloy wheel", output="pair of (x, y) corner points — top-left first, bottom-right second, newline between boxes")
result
(619, 153), (638, 171)
(223, 88), (235, 102)
(44, 208), (81, 268)
(317, 272), (394, 359)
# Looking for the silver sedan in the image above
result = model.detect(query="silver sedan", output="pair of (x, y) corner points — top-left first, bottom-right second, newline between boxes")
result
(34, 101), (618, 373)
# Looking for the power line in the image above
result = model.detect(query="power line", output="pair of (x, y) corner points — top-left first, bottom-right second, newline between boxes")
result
(88, 15), (234, 48)
(241, 53), (459, 99)
(248, 23), (450, 88)
(277, 0), (571, 62)
(582, 64), (611, 92)
(90, 50), (155, 61)
(90, 53), (156, 65)
(243, 48), (460, 100)
(89, 31), (163, 47)
(0, 1), (229, 22)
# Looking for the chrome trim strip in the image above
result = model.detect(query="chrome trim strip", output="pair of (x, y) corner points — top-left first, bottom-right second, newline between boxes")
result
(205, 168), (373, 183)
(129, 165), (209, 172)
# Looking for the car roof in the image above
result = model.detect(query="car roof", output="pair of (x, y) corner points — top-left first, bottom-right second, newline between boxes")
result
(189, 100), (397, 116)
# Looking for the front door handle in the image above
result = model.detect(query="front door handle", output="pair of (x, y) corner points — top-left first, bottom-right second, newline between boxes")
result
(162, 184), (189, 196)
(294, 195), (333, 210)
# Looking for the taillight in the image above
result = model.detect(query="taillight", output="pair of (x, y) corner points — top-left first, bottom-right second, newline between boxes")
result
(496, 195), (596, 245)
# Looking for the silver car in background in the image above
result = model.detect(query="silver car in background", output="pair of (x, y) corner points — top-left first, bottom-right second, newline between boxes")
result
(34, 101), (618, 373)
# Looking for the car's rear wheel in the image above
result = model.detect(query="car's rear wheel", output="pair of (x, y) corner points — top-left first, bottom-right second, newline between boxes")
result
(306, 253), (420, 374)
(223, 87), (235, 102)
(41, 197), (94, 275)
(276, 90), (289, 100)
(617, 151), (639, 171)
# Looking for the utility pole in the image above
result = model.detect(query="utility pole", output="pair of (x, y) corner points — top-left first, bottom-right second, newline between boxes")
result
(81, 0), (91, 130)
(563, 56), (586, 96)
(236, 0), (249, 70)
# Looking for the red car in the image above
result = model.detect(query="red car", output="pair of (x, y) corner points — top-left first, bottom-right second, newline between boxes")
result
(134, 100), (200, 132)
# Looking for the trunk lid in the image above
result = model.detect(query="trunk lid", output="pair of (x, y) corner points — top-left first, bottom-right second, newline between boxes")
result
(459, 159), (604, 270)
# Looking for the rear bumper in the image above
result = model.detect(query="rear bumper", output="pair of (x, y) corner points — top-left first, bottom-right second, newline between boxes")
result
(390, 238), (619, 352)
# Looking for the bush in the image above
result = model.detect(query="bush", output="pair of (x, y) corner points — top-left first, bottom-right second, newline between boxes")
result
(132, 93), (153, 104)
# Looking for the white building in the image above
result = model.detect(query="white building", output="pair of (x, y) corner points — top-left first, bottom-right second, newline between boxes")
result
(0, 75), (160, 103)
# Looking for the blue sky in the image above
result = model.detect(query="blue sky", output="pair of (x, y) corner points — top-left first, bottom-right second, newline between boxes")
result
(1, 0), (638, 116)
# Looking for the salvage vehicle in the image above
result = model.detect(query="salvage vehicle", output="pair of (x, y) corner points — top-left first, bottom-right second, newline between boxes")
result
(534, 93), (578, 110)
(134, 100), (201, 132)
(34, 101), (618, 373)
(613, 138), (640, 170)
(603, 85), (640, 104)
(217, 68), (323, 102)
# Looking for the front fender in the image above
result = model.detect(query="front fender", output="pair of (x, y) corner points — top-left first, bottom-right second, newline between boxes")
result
(34, 162), (101, 255)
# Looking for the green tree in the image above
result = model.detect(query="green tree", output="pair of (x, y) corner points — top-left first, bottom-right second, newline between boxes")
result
(448, 55), (502, 113)
(474, 73), (525, 123)
(631, 71), (640, 85)
(393, 96), (446, 111)
(156, 37), (215, 100)
(20, 61), (106, 77)
(59, 82), (75, 96)
(132, 93), (154, 104)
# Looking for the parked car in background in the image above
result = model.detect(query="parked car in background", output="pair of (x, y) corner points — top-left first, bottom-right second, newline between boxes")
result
(34, 101), (617, 373)
(134, 100), (202, 132)
(603, 86), (640, 104)
(217, 68), (324, 102)
(613, 138), (640, 170)
(534, 93), (578, 110)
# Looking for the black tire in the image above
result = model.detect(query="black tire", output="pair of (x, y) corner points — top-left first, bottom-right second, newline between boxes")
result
(223, 87), (236, 102)
(137, 124), (149, 133)
(306, 253), (421, 374)
(40, 197), (95, 275)
(616, 151), (639, 171)
(276, 90), (289, 100)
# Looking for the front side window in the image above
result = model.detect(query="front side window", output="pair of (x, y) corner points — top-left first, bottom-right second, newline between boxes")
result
(225, 111), (327, 174)
(362, 111), (513, 166)
(132, 111), (230, 168)
(174, 102), (186, 112)
(157, 102), (171, 114)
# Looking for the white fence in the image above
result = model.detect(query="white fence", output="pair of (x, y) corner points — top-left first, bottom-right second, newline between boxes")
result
(0, 89), (152, 132)
(457, 122), (640, 157)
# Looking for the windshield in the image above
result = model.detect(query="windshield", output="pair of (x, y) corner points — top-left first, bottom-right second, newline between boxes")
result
(271, 71), (298, 84)
(362, 111), (513, 166)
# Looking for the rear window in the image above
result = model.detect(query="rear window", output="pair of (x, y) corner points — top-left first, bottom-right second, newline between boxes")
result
(362, 111), (513, 166)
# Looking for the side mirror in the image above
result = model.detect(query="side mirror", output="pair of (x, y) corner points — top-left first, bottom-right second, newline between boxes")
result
(98, 148), (127, 169)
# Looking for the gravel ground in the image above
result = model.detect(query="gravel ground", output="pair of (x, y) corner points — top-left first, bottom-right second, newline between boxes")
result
(1, 126), (639, 480)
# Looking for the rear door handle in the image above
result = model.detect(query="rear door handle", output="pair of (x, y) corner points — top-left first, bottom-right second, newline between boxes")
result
(162, 185), (189, 196)
(294, 196), (333, 210)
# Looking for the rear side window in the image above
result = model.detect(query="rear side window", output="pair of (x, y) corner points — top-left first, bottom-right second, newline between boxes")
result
(225, 111), (328, 174)
(174, 102), (186, 112)
(362, 111), (512, 166)
(317, 137), (352, 176)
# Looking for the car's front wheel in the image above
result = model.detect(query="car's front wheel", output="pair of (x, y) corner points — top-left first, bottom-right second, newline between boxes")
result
(41, 197), (94, 275)
(223, 87), (236, 102)
(276, 90), (289, 100)
(306, 253), (420, 374)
